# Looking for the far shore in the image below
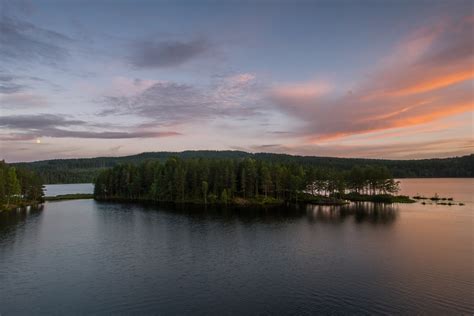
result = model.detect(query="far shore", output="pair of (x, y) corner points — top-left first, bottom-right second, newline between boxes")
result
(44, 194), (94, 201)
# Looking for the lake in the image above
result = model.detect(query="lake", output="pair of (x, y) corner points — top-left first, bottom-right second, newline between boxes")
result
(43, 183), (94, 197)
(0, 179), (472, 314)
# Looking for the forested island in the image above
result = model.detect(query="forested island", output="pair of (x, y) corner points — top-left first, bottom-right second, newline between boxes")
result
(94, 157), (412, 206)
(0, 161), (44, 211)
(14, 151), (474, 184)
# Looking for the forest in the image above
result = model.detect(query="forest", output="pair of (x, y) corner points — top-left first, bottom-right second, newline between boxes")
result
(0, 161), (44, 211)
(14, 151), (474, 184)
(94, 157), (405, 205)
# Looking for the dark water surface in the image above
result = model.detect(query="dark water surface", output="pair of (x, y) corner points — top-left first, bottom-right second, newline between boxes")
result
(1, 179), (472, 314)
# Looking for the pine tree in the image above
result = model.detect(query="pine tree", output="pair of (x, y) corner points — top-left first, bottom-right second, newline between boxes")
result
(6, 167), (21, 207)
(202, 181), (208, 205)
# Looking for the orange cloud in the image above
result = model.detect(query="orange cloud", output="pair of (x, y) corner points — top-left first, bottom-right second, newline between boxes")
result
(270, 15), (474, 143)
(249, 137), (474, 159)
(389, 69), (473, 97)
(391, 101), (473, 127)
(271, 81), (331, 103)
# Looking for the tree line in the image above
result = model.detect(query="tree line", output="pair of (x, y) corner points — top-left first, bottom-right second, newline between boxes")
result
(15, 151), (474, 184)
(0, 161), (44, 211)
(94, 157), (400, 204)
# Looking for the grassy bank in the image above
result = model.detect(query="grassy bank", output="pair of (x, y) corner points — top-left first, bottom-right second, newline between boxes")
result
(343, 193), (416, 203)
(413, 194), (453, 201)
(298, 192), (415, 205)
(94, 195), (284, 206)
(297, 193), (349, 205)
(45, 194), (94, 201)
(0, 200), (44, 212)
(96, 193), (415, 206)
(95, 191), (418, 206)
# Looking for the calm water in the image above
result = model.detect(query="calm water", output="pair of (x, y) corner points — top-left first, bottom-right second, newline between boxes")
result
(1, 179), (472, 314)
(398, 178), (473, 203)
(44, 183), (94, 197)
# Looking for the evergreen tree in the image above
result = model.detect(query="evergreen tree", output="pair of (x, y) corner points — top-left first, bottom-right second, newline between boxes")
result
(92, 157), (401, 205)
(6, 167), (21, 206)
(0, 162), (42, 210)
(202, 181), (208, 205)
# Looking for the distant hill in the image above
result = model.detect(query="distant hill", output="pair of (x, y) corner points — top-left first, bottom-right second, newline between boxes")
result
(12, 151), (474, 184)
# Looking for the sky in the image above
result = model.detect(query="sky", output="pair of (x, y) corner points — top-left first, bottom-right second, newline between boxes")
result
(0, 0), (473, 162)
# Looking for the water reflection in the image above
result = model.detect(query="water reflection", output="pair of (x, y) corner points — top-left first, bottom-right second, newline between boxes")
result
(305, 202), (397, 225)
(0, 205), (44, 233)
(1, 194), (472, 314)
(96, 201), (398, 226)
(0, 205), (44, 253)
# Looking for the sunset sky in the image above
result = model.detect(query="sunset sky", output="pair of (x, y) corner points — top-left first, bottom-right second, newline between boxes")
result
(0, 0), (473, 162)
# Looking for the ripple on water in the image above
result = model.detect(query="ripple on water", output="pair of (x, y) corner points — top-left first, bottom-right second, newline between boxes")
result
(0, 181), (473, 314)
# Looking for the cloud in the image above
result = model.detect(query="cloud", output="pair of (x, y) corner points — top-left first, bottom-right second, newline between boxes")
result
(1, 129), (180, 141)
(269, 16), (474, 142)
(0, 71), (47, 93)
(0, 15), (72, 64)
(0, 114), (180, 140)
(108, 77), (159, 96)
(0, 70), (62, 109)
(0, 73), (28, 93)
(0, 141), (85, 163)
(247, 138), (474, 160)
(101, 73), (261, 123)
(0, 114), (85, 129)
(271, 81), (331, 103)
(129, 38), (211, 68)
(0, 68), (64, 96)
(0, 92), (48, 109)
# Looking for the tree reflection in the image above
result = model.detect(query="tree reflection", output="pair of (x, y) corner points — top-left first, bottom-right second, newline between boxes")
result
(305, 202), (397, 225)
(126, 200), (397, 225)
(0, 205), (44, 236)
(0, 204), (44, 245)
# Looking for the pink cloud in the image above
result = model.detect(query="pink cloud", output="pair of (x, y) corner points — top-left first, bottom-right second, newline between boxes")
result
(0, 92), (48, 109)
(270, 16), (474, 143)
(271, 81), (331, 104)
(248, 137), (473, 160)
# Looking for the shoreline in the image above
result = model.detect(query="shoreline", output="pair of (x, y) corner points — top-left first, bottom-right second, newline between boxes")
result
(44, 194), (94, 201)
(94, 193), (415, 207)
(0, 201), (44, 212)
